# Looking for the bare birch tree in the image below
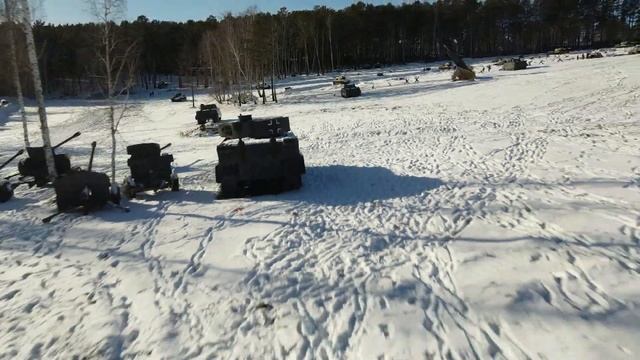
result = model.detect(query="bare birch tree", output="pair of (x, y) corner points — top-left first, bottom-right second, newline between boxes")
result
(17, 0), (56, 178)
(87, 0), (137, 194)
(3, 0), (30, 148)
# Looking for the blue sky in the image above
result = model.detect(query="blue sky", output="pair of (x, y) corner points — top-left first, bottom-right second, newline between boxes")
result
(42, 0), (408, 24)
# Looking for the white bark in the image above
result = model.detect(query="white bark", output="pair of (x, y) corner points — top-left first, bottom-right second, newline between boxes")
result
(89, 0), (135, 186)
(19, 0), (56, 178)
(4, 0), (30, 148)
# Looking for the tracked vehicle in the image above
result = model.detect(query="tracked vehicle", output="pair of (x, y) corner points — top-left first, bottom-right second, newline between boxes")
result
(341, 83), (362, 98)
(502, 58), (528, 71)
(215, 115), (305, 198)
(196, 104), (222, 128)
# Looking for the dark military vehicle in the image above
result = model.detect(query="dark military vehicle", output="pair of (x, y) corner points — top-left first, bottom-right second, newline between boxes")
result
(586, 52), (603, 59)
(215, 115), (305, 198)
(18, 132), (81, 186)
(333, 75), (350, 85)
(195, 104), (222, 127)
(502, 58), (528, 71)
(171, 93), (187, 102)
(122, 143), (179, 198)
(341, 83), (362, 98)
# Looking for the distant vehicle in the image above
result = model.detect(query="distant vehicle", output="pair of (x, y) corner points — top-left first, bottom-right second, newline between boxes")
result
(377, 72), (384, 77)
(157, 81), (169, 89)
(171, 93), (187, 102)
(552, 47), (571, 54)
(438, 62), (453, 71)
(195, 104), (221, 127)
(616, 41), (637, 48)
(256, 82), (272, 90)
(332, 75), (350, 85)
(341, 83), (362, 98)
(586, 52), (604, 59)
(502, 58), (528, 71)
(0, 99), (8, 108)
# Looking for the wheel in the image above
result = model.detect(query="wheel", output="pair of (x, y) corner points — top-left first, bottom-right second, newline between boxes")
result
(0, 182), (14, 203)
(110, 184), (122, 205)
(122, 178), (137, 199)
(171, 177), (180, 192)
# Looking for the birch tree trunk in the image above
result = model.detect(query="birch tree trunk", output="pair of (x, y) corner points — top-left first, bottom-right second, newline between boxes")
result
(327, 16), (334, 72)
(4, 0), (30, 148)
(19, 0), (56, 178)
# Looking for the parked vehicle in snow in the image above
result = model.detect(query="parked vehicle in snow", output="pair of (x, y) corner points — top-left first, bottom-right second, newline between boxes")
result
(341, 83), (362, 98)
(171, 93), (187, 102)
(586, 52), (604, 59)
(333, 75), (350, 85)
(215, 115), (305, 198)
(195, 103), (221, 128)
(502, 58), (528, 71)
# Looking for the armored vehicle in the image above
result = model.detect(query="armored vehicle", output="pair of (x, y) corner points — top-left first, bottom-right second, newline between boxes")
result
(333, 75), (350, 85)
(439, 62), (453, 70)
(341, 83), (362, 98)
(196, 104), (222, 126)
(586, 52), (603, 59)
(215, 115), (305, 198)
(502, 58), (528, 71)
(122, 143), (179, 198)
(171, 93), (187, 102)
(18, 132), (81, 186)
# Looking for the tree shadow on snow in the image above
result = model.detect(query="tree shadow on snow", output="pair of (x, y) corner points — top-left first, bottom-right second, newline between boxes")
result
(258, 165), (444, 206)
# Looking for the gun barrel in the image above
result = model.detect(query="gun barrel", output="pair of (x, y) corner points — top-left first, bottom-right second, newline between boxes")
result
(52, 131), (81, 150)
(0, 149), (25, 171)
(160, 143), (172, 151)
(88, 141), (97, 172)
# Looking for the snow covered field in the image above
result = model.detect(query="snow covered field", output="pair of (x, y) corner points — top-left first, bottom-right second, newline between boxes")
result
(1, 51), (639, 359)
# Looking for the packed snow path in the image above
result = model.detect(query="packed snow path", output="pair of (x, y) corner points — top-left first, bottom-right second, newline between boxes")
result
(1, 52), (639, 359)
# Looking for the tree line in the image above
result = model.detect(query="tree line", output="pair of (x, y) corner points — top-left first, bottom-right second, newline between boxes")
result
(1, 0), (639, 97)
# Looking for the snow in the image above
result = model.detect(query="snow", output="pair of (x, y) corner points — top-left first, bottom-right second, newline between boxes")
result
(0, 50), (639, 359)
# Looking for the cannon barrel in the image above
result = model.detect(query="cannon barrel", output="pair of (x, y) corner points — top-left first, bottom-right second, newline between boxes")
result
(52, 131), (81, 150)
(160, 143), (172, 151)
(0, 149), (24, 171)
(442, 42), (472, 72)
(88, 141), (97, 172)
